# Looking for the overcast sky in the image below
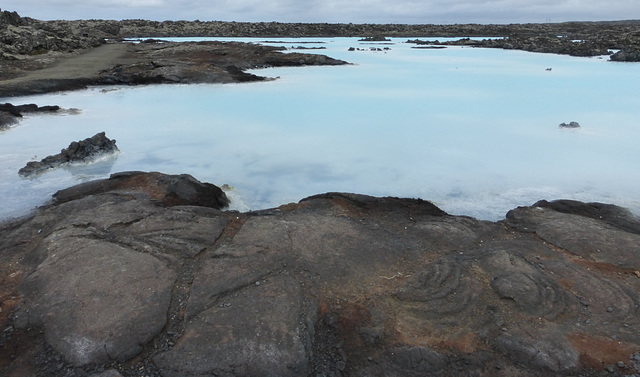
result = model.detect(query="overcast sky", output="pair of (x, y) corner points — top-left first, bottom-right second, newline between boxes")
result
(2, 0), (638, 24)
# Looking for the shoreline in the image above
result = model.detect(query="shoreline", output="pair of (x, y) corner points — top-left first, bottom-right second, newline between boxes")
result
(2, 11), (640, 98)
(0, 40), (349, 98)
(2, 171), (640, 377)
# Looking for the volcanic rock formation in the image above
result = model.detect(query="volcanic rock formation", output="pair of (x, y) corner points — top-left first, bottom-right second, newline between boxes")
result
(1, 172), (639, 377)
(18, 132), (119, 177)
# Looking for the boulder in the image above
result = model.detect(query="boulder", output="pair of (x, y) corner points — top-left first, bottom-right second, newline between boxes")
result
(0, 103), (24, 117)
(53, 171), (230, 210)
(0, 112), (20, 129)
(18, 132), (118, 177)
(0, 9), (22, 27)
(559, 121), (581, 128)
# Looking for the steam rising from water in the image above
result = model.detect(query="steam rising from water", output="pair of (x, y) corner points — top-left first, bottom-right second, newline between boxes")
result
(1, 38), (639, 220)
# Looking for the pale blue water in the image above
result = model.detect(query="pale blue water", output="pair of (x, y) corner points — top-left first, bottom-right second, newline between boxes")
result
(1, 37), (639, 221)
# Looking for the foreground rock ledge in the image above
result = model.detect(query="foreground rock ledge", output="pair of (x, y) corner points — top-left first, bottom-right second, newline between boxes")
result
(1, 172), (640, 377)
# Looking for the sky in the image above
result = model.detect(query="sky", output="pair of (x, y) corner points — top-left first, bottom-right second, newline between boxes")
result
(1, 0), (638, 25)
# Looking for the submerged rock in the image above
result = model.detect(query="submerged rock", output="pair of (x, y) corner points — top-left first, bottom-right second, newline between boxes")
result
(1, 176), (639, 376)
(18, 132), (118, 177)
(559, 121), (581, 128)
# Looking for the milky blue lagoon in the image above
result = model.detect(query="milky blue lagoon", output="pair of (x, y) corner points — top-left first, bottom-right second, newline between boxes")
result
(1, 37), (639, 220)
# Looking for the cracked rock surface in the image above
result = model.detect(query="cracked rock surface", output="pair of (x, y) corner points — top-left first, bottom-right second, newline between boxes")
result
(1, 172), (640, 377)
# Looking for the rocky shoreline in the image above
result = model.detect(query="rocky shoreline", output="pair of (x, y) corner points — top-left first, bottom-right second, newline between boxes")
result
(2, 9), (640, 85)
(1, 10), (640, 99)
(0, 38), (349, 98)
(1, 171), (640, 377)
(0, 11), (638, 107)
(406, 36), (640, 60)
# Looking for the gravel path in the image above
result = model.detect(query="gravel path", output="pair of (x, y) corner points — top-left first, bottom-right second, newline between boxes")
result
(0, 43), (137, 97)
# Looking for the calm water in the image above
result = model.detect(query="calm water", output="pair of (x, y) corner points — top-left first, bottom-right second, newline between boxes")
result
(1, 37), (639, 221)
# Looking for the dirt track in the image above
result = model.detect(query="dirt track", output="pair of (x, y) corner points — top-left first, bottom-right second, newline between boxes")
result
(0, 43), (138, 97)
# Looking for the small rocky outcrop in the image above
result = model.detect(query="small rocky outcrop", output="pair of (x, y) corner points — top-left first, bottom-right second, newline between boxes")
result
(358, 36), (391, 41)
(559, 121), (581, 128)
(1, 174), (640, 377)
(18, 132), (119, 177)
(0, 103), (60, 129)
(0, 103), (60, 114)
(0, 9), (22, 27)
(407, 36), (615, 58)
(610, 47), (640, 62)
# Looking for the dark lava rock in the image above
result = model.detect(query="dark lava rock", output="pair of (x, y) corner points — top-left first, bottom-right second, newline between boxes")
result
(1, 35), (350, 96)
(1, 103), (61, 114)
(0, 9), (22, 27)
(18, 132), (118, 177)
(96, 41), (348, 88)
(359, 36), (391, 41)
(0, 10), (104, 58)
(532, 199), (640, 235)
(0, 103), (24, 117)
(15, 237), (177, 366)
(2, 176), (640, 376)
(559, 121), (581, 128)
(610, 47), (640, 62)
(0, 112), (20, 129)
(0, 103), (60, 129)
(53, 171), (230, 210)
(407, 34), (628, 59)
(506, 202), (640, 269)
(153, 275), (312, 377)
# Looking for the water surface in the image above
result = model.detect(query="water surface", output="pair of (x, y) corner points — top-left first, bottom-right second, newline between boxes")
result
(1, 37), (639, 220)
